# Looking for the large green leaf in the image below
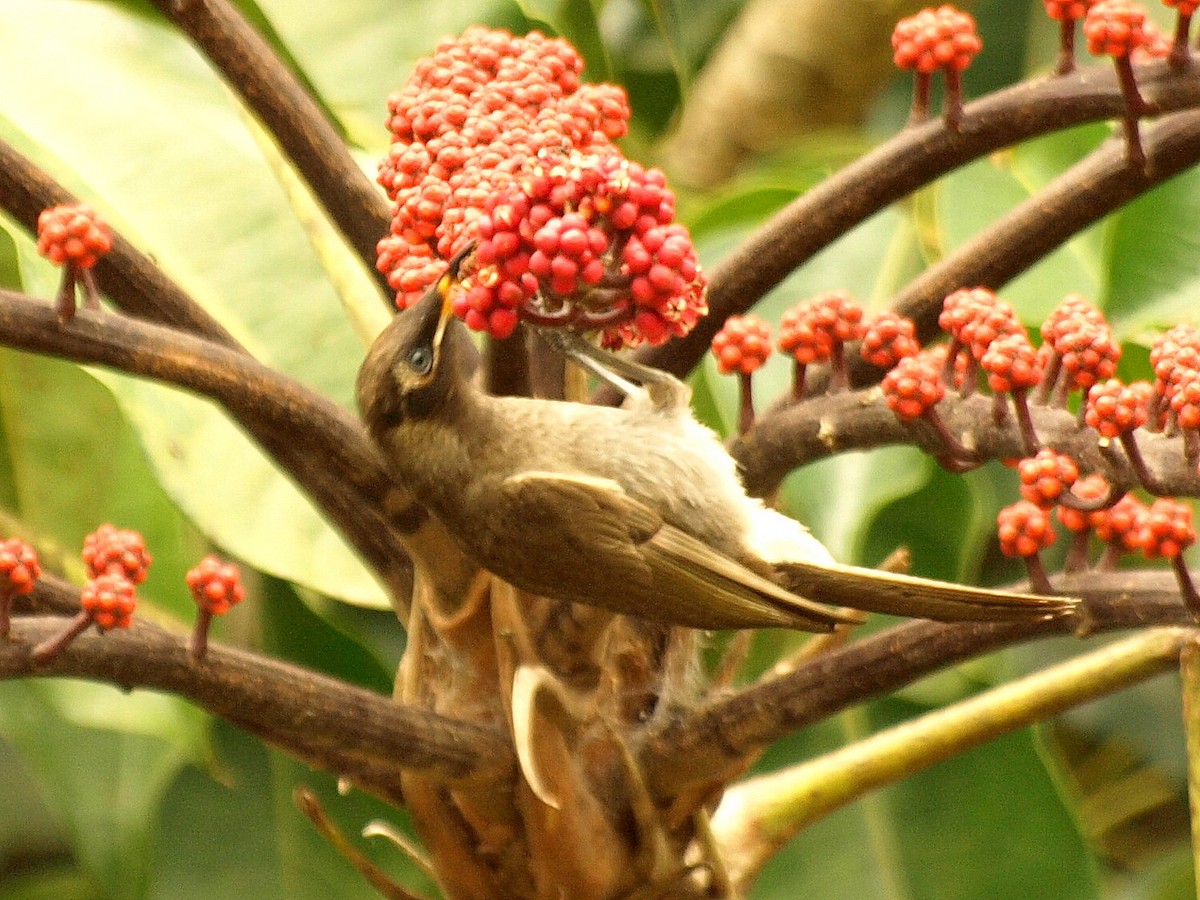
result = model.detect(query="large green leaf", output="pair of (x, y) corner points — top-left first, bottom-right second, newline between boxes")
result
(251, 0), (524, 150)
(1105, 166), (1200, 338)
(0, 2), (391, 606)
(0, 682), (206, 900)
(749, 702), (1100, 899)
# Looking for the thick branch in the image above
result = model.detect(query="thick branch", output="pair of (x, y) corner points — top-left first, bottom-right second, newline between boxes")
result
(640, 569), (1194, 797)
(733, 381), (1200, 500)
(0, 291), (478, 606)
(0, 616), (514, 803)
(0, 139), (236, 341)
(631, 60), (1200, 382)
(147, 0), (393, 286)
(888, 108), (1200, 352)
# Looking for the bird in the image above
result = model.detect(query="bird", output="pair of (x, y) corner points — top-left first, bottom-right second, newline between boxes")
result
(356, 250), (1077, 631)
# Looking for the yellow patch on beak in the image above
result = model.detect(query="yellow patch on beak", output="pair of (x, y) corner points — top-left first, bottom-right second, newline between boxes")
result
(432, 272), (455, 350)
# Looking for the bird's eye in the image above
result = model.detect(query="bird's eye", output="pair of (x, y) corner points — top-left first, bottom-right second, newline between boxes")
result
(408, 345), (434, 376)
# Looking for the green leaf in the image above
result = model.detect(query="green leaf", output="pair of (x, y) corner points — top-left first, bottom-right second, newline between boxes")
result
(0, 3), (391, 607)
(779, 447), (932, 565)
(0, 682), (205, 900)
(750, 703), (1100, 899)
(938, 146), (1105, 325)
(251, 0), (528, 150)
(1104, 166), (1200, 338)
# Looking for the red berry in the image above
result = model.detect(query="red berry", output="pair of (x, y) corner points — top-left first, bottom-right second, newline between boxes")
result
(36, 203), (112, 270)
(1138, 498), (1196, 558)
(1085, 378), (1151, 437)
(1056, 474), (1111, 532)
(711, 315), (772, 375)
(981, 332), (1043, 393)
(1044, 0), (1097, 20)
(81, 573), (137, 631)
(1018, 449), (1080, 508)
(892, 6), (983, 74)
(882, 352), (945, 420)
(1092, 494), (1149, 551)
(0, 539), (41, 597)
(82, 524), (152, 585)
(997, 501), (1057, 558)
(860, 312), (920, 370)
(1084, 0), (1149, 56)
(186, 555), (246, 616)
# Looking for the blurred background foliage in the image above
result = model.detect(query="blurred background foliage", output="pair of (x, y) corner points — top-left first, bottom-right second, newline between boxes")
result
(0, 0), (1196, 896)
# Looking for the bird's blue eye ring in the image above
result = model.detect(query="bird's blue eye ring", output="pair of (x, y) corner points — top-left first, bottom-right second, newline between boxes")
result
(408, 345), (434, 376)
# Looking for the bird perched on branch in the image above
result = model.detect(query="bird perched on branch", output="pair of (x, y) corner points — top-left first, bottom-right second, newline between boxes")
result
(357, 249), (1076, 631)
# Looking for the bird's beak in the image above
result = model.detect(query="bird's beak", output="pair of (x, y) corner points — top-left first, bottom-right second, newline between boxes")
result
(431, 270), (455, 353)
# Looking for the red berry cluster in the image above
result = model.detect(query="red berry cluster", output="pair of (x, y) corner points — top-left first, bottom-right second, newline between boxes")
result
(36, 203), (112, 270)
(81, 572), (137, 631)
(940, 288), (1022, 368)
(980, 332), (1043, 394)
(882, 352), (946, 420)
(1018, 449), (1080, 507)
(83, 523), (152, 585)
(375, 27), (705, 347)
(1039, 293), (1121, 402)
(187, 555), (246, 617)
(998, 500), (1057, 558)
(1084, 378), (1151, 437)
(891, 6), (983, 73)
(0, 538), (41, 639)
(711, 315), (772, 375)
(860, 311), (920, 370)
(1165, 0), (1200, 14)
(1084, 0), (1149, 56)
(0, 539), (41, 598)
(778, 292), (865, 363)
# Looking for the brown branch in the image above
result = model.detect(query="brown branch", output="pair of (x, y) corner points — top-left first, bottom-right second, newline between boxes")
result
(626, 59), (1200, 385)
(640, 569), (1194, 797)
(733, 382), (1200, 500)
(0, 291), (477, 606)
(147, 0), (393, 288)
(0, 616), (514, 806)
(0, 139), (451, 607)
(886, 108), (1200, 353)
(0, 139), (237, 342)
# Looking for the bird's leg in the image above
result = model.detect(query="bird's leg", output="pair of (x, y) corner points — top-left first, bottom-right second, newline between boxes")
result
(535, 327), (691, 411)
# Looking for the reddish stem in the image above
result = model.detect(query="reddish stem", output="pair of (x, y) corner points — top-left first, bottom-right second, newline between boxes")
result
(31, 611), (92, 664)
(55, 266), (77, 324)
(190, 607), (214, 663)
(1056, 18), (1077, 75)
(1064, 530), (1092, 572)
(909, 72), (932, 126)
(738, 372), (756, 436)
(1119, 430), (1169, 494)
(1022, 553), (1054, 594)
(0, 590), (12, 639)
(1010, 387), (1041, 456)
(1033, 351), (1061, 405)
(941, 337), (963, 387)
(1113, 57), (1155, 172)
(79, 268), (102, 311)
(829, 343), (848, 391)
(922, 407), (980, 470)
(791, 361), (808, 402)
(1171, 12), (1194, 70)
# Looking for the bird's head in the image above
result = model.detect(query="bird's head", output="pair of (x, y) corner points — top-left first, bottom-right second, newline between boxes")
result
(357, 244), (480, 435)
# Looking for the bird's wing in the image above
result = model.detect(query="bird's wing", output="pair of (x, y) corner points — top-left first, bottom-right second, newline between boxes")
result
(774, 558), (1078, 622)
(482, 472), (860, 631)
